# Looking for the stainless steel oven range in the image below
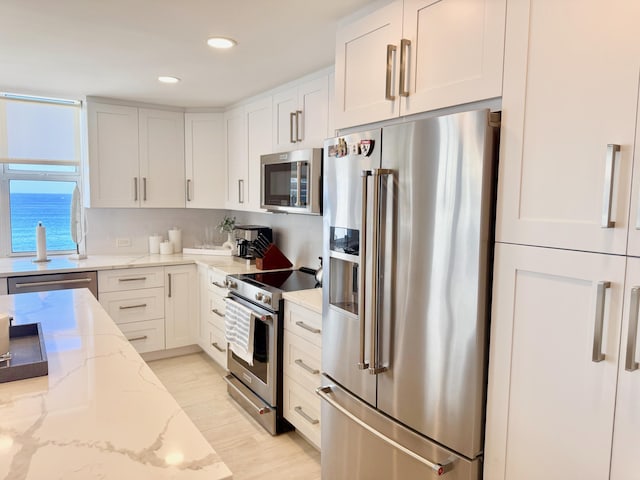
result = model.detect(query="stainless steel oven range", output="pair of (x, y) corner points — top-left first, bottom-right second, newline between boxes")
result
(224, 269), (318, 435)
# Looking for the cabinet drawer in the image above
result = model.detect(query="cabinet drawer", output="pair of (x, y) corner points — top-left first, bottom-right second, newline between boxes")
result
(284, 330), (322, 391)
(204, 323), (228, 370)
(285, 302), (322, 347)
(99, 267), (165, 292)
(284, 375), (321, 449)
(208, 268), (228, 294)
(99, 288), (165, 325)
(207, 290), (227, 330)
(117, 318), (165, 354)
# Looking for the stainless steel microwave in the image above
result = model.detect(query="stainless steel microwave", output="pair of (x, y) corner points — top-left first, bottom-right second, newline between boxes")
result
(260, 148), (322, 215)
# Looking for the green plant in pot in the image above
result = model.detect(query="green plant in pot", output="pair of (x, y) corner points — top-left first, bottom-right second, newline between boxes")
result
(218, 215), (236, 250)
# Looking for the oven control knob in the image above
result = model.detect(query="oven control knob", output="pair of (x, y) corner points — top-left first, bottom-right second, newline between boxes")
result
(255, 293), (263, 301)
(263, 296), (271, 306)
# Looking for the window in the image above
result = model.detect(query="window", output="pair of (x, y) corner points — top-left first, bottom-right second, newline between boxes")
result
(0, 93), (82, 256)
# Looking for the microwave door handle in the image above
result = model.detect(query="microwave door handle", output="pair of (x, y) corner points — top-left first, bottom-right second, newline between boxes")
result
(295, 161), (302, 207)
(358, 170), (372, 370)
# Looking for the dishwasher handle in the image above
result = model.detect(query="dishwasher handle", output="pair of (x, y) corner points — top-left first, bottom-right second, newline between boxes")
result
(13, 278), (93, 289)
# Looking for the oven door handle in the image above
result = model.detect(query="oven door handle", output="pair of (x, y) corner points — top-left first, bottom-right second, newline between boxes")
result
(225, 297), (274, 325)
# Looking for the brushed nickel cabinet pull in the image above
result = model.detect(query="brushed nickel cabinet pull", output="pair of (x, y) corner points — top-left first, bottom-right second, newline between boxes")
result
(211, 342), (226, 353)
(119, 303), (147, 310)
(625, 286), (640, 372)
(295, 321), (321, 334)
(127, 335), (148, 342)
(592, 281), (611, 362)
(399, 39), (411, 97)
(601, 144), (620, 228)
(290, 112), (297, 144)
(186, 179), (192, 202)
(167, 273), (172, 298)
(295, 110), (302, 142)
(212, 308), (225, 317)
(134, 177), (138, 202)
(143, 177), (147, 201)
(118, 277), (147, 282)
(294, 406), (319, 425)
(385, 44), (397, 101)
(295, 358), (320, 375)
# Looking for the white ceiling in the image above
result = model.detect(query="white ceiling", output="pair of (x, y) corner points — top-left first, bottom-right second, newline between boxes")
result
(0, 0), (376, 108)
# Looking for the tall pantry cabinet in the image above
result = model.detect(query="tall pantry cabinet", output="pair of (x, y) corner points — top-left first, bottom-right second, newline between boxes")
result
(485, 1), (640, 480)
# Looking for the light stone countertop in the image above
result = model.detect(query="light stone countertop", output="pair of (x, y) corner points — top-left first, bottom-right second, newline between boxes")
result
(0, 288), (232, 480)
(282, 288), (322, 314)
(0, 253), (265, 278)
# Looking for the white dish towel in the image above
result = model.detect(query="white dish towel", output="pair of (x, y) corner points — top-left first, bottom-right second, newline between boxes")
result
(224, 299), (254, 365)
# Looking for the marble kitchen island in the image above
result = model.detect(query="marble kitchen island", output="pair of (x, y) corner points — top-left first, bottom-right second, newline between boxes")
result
(0, 288), (232, 480)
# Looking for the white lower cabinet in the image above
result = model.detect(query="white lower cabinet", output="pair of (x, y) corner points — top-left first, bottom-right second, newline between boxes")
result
(283, 299), (322, 449)
(197, 265), (229, 369)
(485, 243), (630, 480)
(99, 265), (196, 355)
(165, 264), (197, 349)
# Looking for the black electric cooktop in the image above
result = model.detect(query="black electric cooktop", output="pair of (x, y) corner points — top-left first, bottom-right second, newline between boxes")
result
(235, 269), (319, 292)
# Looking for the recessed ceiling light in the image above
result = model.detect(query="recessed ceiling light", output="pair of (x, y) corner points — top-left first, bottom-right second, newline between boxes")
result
(158, 76), (180, 84)
(207, 37), (237, 49)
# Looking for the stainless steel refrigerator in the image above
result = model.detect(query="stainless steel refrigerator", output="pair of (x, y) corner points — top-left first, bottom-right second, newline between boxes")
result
(319, 109), (500, 479)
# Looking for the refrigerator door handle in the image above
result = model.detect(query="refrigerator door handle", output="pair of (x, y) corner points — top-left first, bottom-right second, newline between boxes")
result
(358, 170), (372, 370)
(317, 385), (454, 476)
(369, 168), (393, 375)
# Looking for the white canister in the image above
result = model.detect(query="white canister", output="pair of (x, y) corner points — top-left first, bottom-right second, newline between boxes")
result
(149, 234), (163, 254)
(168, 228), (182, 253)
(159, 241), (173, 255)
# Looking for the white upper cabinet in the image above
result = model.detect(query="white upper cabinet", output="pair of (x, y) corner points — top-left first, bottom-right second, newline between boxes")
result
(246, 97), (272, 211)
(185, 112), (226, 209)
(224, 105), (248, 210)
(273, 75), (330, 151)
(334, 0), (505, 129)
(334, 1), (403, 128)
(86, 102), (185, 208)
(138, 108), (185, 208)
(86, 103), (140, 208)
(496, 0), (640, 255)
(400, 0), (505, 116)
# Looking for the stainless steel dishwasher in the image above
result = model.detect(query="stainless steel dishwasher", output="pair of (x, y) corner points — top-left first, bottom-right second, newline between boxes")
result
(7, 271), (98, 298)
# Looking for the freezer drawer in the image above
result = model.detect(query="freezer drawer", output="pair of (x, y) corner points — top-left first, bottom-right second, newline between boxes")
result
(318, 379), (481, 480)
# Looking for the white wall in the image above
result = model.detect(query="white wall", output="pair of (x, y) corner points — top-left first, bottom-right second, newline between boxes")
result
(85, 207), (324, 269)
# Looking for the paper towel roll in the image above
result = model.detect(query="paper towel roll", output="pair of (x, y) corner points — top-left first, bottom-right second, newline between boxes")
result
(36, 222), (47, 261)
(168, 228), (182, 253)
(0, 314), (10, 356)
(160, 241), (173, 255)
(149, 234), (162, 254)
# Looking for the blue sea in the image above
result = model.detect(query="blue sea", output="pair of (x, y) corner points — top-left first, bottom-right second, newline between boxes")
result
(10, 193), (75, 253)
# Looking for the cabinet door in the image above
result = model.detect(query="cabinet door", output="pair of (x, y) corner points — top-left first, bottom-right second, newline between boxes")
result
(86, 103), (140, 208)
(138, 108), (185, 208)
(185, 113), (225, 209)
(165, 265), (196, 349)
(273, 87), (298, 151)
(224, 106), (247, 210)
(400, 0), (505, 116)
(298, 75), (329, 148)
(485, 243), (625, 480)
(496, 0), (640, 254)
(246, 97), (272, 211)
(334, 1), (402, 129)
(610, 257), (640, 480)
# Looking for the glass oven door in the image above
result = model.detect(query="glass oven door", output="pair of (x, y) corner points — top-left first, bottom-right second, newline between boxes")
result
(226, 296), (277, 406)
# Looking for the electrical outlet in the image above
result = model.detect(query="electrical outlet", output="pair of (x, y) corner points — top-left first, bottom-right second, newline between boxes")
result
(115, 238), (131, 248)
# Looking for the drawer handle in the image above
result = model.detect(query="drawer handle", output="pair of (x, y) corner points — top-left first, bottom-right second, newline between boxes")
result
(295, 321), (321, 334)
(212, 308), (225, 317)
(119, 303), (147, 310)
(295, 358), (319, 375)
(211, 342), (226, 353)
(294, 406), (319, 425)
(211, 281), (227, 289)
(127, 335), (148, 342)
(118, 277), (148, 282)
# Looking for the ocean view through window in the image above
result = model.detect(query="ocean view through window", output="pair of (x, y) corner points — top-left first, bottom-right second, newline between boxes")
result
(10, 180), (76, 253)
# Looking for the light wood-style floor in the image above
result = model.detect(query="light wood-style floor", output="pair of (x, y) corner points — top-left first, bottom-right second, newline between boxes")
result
(147, 352), (321, 480)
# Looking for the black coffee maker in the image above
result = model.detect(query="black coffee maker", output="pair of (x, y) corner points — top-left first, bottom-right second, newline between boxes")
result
(234, 225), (272, 259)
